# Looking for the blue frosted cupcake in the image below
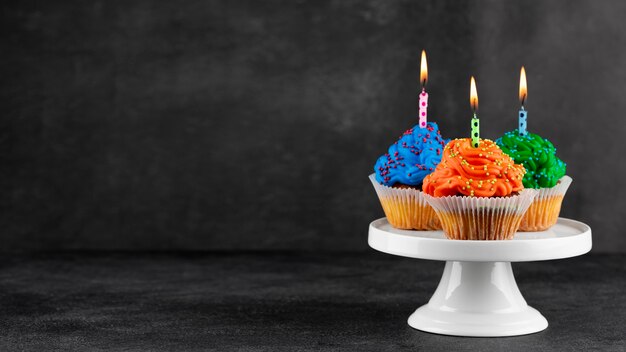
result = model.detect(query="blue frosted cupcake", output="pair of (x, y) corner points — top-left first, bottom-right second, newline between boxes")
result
(370, 122), (449, 230)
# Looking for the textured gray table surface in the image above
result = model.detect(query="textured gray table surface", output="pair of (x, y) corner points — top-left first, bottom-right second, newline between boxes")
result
(0, 252), (623, 351)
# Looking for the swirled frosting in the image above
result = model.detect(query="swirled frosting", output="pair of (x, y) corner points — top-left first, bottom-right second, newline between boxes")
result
(422, 138), (526, 197)
(374, 122), (449, 187)
(495, 130), (566, 189)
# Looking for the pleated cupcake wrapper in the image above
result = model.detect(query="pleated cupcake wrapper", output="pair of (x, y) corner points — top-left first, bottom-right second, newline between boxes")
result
(369, 174), (441, 230)
(529, 175), (572, 200)
(422, 189), (538, 240)
(519, 175), (572, 231)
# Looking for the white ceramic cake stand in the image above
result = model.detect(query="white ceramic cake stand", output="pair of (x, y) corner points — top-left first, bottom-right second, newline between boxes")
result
(368, 217), (592, 337)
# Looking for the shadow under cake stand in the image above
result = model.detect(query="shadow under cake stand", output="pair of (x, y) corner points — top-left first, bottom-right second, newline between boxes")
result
(368, 217), (592, 337)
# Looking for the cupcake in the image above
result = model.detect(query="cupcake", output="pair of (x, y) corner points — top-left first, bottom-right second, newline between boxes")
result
(421, 138), (537, 240)
(370, 122), (449, 230)
(496, 130), (570, 231)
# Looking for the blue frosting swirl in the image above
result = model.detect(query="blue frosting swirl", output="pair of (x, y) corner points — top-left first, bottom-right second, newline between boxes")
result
(374, 122), (449, 187)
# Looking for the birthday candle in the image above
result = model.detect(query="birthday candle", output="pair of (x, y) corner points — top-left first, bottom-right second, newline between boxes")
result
(470, 76), (480, 148)
(419, 50), (428, 128)
(419, 91), (428, 128)
(519, 66), (528, 136)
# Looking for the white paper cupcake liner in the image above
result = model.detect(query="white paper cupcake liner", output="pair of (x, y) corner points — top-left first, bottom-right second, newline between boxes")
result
(422, 189), (538, 240)
(369, 174), (441, 230)
(532, 175), (572, 200)
(519, 175), (572, 231)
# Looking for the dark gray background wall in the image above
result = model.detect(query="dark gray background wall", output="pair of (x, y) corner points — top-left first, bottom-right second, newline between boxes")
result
(1, 0), (624, 252)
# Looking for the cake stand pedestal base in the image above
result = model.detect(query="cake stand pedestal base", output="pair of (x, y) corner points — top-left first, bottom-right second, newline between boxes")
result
(408, 261), (547, 337)
(368, 217), (592, 337)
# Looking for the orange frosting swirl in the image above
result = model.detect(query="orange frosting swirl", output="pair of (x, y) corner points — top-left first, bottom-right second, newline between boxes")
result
(422, 138), (526, 197)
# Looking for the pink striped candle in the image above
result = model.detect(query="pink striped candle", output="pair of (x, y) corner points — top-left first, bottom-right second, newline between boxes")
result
(419, 50), (428, 128)
(419, 90), (428, 128)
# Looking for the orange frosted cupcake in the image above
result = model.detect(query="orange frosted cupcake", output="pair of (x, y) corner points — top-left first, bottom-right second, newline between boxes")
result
(422, 138), (537, 240)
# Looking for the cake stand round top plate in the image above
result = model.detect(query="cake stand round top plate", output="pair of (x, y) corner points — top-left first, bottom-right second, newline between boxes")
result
(369, 217), (592, 262)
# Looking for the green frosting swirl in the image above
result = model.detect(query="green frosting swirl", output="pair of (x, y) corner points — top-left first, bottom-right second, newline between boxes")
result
(495, 130), (566, 189)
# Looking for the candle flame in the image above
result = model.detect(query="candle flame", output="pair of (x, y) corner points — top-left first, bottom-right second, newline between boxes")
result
(420, 50), (428, 88)
(470, 76), (478, 112)
(519, 66), (527, 106)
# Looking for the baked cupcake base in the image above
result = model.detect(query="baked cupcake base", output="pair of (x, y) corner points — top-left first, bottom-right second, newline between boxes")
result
(437, 210), (525, 240)
(518, 176), (572, 232)
(369, 174), (441, 230)
(423, 189), (537, 240)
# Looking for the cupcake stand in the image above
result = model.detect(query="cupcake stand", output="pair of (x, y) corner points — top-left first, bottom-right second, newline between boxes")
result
(368, 217), (592, 337)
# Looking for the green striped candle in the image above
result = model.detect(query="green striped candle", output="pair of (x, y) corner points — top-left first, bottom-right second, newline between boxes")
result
(470, 76), (480, 148)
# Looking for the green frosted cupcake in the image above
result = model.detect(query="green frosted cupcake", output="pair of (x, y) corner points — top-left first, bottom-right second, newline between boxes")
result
(496, 130), (565, 188)
(496, 130), (571, 231)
